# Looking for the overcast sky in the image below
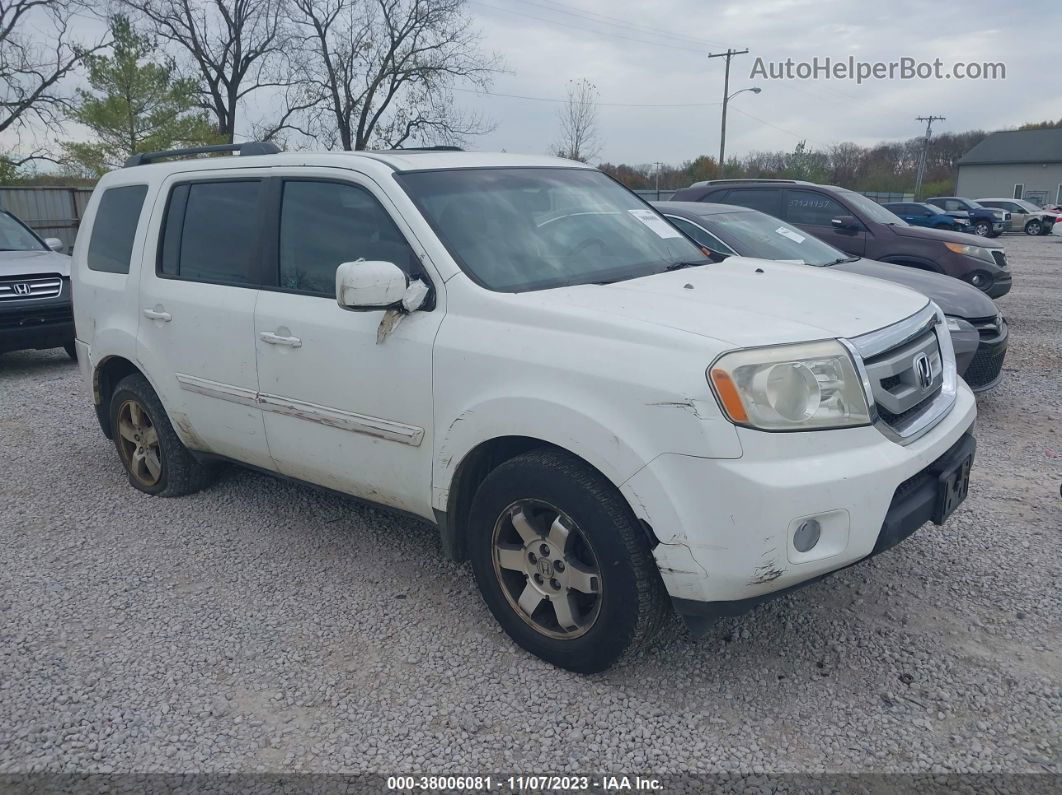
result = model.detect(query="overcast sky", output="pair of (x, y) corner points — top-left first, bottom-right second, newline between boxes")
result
(6, 0), (1056, 167)
(461, 0), (1056, 164)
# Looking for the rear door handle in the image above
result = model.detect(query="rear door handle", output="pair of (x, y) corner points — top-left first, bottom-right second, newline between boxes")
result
(143, 308), (172, 322)
(259, 331), (302, 348)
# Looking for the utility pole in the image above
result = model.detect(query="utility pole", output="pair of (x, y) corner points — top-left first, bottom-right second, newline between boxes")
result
(653, 161), (664, 196)
(913, 115), (945, 199)
(708, 48), (750, 168)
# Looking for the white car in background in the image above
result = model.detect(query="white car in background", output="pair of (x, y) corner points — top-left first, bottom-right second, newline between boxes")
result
(71, 144), (977, 672)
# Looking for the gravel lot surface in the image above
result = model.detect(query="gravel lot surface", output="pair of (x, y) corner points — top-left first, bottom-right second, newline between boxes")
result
(1, 235), (1059, 776)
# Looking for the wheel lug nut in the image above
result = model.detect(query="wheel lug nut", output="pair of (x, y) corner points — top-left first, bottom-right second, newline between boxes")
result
(533, 573), (543, 584)
(528, 552), (537, 563)
(550, 578), (561, 590)
(554, 561), (565, 572)
(539, 544), (550, 557)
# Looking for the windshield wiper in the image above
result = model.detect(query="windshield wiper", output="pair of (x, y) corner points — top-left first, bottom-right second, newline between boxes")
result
(824, 255), (860, 266)
(664, 259), (711, 271)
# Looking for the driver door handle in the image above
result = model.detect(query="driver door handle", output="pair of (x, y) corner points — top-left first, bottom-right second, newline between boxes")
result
(143, 308), (172, 322)
(259, 331), (302, 348)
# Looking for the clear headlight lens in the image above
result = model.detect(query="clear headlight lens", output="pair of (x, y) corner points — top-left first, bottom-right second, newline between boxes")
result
(708, 340), (871, 431)
(944, 241), (995, 264)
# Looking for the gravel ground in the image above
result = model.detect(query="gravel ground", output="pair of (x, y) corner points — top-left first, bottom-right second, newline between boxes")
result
(1, 235), (1059, 776)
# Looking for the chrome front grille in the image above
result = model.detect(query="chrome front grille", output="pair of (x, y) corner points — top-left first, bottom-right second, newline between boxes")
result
(0, 274), (63, 301)
(848, 304), (957, 445)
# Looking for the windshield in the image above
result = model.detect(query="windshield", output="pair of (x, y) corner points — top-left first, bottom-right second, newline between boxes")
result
(1013, 199), (1042, 212)
(0, 212), (46, 251)
(699, 210), (851, 267)
(838, 191), (908, 225)
(396, 168), (707, 291)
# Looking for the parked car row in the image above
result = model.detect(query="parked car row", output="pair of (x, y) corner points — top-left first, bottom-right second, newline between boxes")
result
(670, 179), (1012, 297)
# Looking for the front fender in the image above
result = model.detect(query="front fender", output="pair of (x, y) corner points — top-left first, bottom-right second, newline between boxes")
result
(432, 395), (742, 512)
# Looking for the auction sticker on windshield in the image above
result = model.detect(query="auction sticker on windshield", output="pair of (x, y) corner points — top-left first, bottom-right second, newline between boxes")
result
(776, 226), (806, 243)
(629, 209), (683, 238)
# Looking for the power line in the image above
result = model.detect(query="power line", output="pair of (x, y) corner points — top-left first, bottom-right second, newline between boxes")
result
(728, 105), (823, 148)
(451, 85), (721, 108)
(468, 1), (708, 53)
(512, 0), (731, 48)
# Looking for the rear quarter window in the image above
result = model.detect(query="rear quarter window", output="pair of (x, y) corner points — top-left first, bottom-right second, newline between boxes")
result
(720, 188), (783, 218)
(87, 185), (149, 273)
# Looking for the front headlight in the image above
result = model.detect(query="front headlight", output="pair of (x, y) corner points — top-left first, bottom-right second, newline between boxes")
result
(944, 242), (996, 264)
(708, 340), (871, 431)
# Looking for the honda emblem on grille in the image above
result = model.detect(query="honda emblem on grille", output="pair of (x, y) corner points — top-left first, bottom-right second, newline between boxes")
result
(13, 283), (31, 296)
(914, 352), (933, 390)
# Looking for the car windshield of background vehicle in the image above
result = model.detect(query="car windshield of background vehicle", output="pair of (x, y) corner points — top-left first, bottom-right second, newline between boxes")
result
(396, 168), (708, 292)
(708, 211), (848, 266)
(1013, 199), (1043, 212)
(0, 212), (45, 252)
(840, 191), (909, 225)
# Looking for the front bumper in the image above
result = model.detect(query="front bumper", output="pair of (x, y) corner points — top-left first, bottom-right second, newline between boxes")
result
(964, 318), (1009, 392)
(0, 288), (74, 354)
(621, 381), (977, 625)
(984, 272), (1011, 298)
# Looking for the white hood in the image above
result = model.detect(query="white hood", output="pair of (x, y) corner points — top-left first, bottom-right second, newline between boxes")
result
(0, 249), (71, 278)
(529, 257), (930, 348)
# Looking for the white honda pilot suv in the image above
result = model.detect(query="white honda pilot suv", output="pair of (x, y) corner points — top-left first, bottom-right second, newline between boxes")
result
(73, 143), (977, 672)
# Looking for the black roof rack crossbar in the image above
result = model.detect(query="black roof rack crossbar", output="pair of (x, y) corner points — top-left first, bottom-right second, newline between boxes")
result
(124, 141), (281, 167)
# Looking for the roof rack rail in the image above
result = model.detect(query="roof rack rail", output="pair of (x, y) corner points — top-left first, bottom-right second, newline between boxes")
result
(374, 146), (464, 153)
(124, 141), (281, 167)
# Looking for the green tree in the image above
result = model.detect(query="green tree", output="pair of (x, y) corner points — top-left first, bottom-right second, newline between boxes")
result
(63, 16), (218, 176)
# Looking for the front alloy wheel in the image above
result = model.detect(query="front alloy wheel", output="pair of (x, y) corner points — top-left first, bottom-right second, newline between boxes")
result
(492, 500), (602, 639)
(973, 221), (991, 237)
(1025, 219), (1042, 235)
(116, 399), (162, 487)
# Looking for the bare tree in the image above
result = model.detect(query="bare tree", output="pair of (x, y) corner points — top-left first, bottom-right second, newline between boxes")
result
(551, 78), (600, 163)
(1, 0), (107, 153)
(115, 0), (289, 142)
(287, 0), (499, 150)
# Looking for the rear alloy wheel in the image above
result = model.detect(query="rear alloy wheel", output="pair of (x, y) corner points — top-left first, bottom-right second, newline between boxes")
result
(109, 373), (215, 496)
(468, 449), (669, 672)
(1024, 219), (1042, 236)
(973, 221), (992, 237)
(116, 398), (163, 488)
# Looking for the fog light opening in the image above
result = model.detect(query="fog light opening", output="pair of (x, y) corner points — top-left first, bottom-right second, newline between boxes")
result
(793, 519), (822, 553)
(971, 273), (986, 287)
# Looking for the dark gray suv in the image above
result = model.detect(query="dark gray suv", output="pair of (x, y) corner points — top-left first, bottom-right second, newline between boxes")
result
(670, 179), (1012, 298)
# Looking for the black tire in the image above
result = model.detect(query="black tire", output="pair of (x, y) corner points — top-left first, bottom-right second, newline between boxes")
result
(62, 340), (77, 360)
(972, 221), (992, 237)
(1024, 219), (1042, 236)
(468, 448), (669, 672)
(108, 373), (214, 497)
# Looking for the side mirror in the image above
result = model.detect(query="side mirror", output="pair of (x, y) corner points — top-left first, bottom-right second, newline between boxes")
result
(44, 237), (64, 252)
(336, 260), (408, 310)
(831, 215), (860, 230)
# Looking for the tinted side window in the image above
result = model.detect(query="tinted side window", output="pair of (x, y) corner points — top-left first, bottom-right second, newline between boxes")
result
(785, 190), (847, 226)
(278, 180), (418, 296)
(87, 185), (149, 273)
(721, 188), (782, 217)
(160, 180), (262, 284)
